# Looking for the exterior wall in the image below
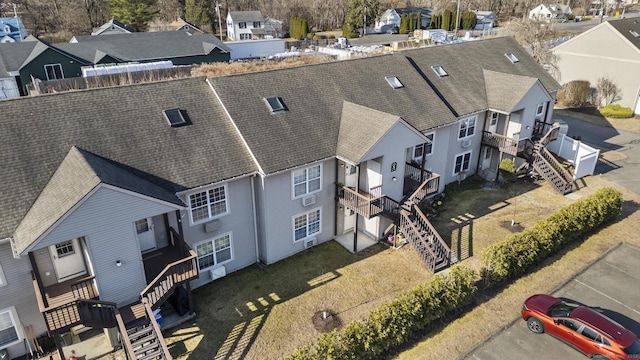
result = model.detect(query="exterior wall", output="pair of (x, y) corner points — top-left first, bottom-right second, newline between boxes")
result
(257, 158), (336, 265)
(162, 52), (230, 65)
(33, 187), (179, 307)
(175, 176), (258, 289)
(0, 242), (47, 358)
(510, 82), (553, 140)
(553, 25), (640, 111)
(20, 49), (86, 85)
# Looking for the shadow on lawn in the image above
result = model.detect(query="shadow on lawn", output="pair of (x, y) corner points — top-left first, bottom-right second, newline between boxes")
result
(165, 241), (386, 360)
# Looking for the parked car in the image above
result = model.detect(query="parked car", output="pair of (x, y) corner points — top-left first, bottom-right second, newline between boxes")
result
(379, 24), (399, 34)
(522, 294), (640, 360)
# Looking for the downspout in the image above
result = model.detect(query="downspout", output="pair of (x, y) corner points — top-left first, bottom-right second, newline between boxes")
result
(251, 175), (260, 263)
(334, 160), (339, 238)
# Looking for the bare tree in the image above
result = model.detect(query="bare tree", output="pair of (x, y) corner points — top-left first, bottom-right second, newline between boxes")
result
(596, 77), (622, 107)
(501, 19), (559, 65)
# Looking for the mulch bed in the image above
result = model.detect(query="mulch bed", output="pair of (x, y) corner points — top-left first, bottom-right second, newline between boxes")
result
(312, 310), (342, 333)
(499, 220), (525, 233)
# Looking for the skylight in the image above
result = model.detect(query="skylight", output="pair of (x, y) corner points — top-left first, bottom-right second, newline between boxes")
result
(163, 109), (187, 127)
(385, 76), (404, 89)
(505, 53), (519, 63)
(630, 29), (639, 38)
(431, 65), (448, 77)
(264, 96), (287, 114)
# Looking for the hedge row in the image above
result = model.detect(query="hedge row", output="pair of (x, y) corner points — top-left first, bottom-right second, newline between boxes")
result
(600, 104), (634, 118)
(287, 266), (478, 360)
(481, 187), (622, 285)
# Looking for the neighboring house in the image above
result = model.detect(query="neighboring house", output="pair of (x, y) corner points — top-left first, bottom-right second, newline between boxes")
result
(148, 18), (205, 35)
(91, 18), (134, 36)
(0, 17), (27, 43)
(529, 3), (572, 21)
(552, 17), (640, 114)
(0, 32), (230, 98)
(2, 37), (596, 360)
(473, 10), (497, 29)
(264, 17), (284, 38)
(226, 11), (266, 41)
(375, 7), (432, 31)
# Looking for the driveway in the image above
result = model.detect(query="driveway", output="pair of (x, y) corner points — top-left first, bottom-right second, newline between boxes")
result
(463, 243), (640, 359)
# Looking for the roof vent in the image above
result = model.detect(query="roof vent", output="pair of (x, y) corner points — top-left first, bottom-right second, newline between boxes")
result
(505, 53), (519, 63)
(385, 76), (404, 89)
(264, 96), (287, 114)
(431, 65), (448, 77)
(163, 108), (187, 127)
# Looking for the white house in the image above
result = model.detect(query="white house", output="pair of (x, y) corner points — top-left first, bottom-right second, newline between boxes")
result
(473, 10), (496, 29)
(226, 11), (266, 41)
(375, 7), (432, 31)
(529, 3), (572, 21)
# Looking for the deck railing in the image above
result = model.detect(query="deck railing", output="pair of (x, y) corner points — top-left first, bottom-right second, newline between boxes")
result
(141, 228), (198, 310)
(399, 204), (452, 273)
(481, 131), (526, 156)
(337, 186), (384, 219)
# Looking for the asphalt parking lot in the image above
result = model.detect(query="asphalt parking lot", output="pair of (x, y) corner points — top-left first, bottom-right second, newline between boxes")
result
(463, 243), (640, 359)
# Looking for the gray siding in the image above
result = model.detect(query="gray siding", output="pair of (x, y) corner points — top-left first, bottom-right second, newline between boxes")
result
(258, 159), (337, 264)
(0, 242), (47, 358)
(176, 176), (258, 289)
(34, 187), (180, 307)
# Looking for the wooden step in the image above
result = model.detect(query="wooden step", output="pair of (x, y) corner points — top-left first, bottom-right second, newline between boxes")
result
(137, 348), (164, 360)
(131, 333), (158, 349)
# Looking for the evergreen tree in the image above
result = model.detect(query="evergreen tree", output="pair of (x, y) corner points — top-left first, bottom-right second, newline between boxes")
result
(290, 17), (308, 39)
(416, 11), (422, 29)
(185, 0), (213, 27)
(442, 8), (453, 31)
(108, 0), (157, 32)
(408, 12), (414, 31)
(344, 0), (382, 34)
(460, 11), (477, 30)
(399, 13), (408, 34)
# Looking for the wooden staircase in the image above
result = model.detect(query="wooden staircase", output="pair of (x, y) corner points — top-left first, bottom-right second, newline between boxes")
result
(117, 299), (171, 360)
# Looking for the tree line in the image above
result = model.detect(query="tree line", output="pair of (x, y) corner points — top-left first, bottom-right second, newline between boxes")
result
(1, 0), (600, 41)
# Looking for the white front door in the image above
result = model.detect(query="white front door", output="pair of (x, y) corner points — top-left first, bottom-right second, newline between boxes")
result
(49, 238), (87, 282)
(136, 218), (156, 253)
(489, 112), (498, 133)
(482, 147), (493, 170)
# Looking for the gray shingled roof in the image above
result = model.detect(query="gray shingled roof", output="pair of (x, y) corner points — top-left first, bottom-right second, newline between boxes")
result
(337, 101), (401, 163)
(484, 69), (541, 112)
(13, 147), (184, 254)
(229, 11), (264, 22)
(0, 41), (38, 76)
(56, 32), (230, 62)
(608, 17), (640, 50)
(0, 77), (257, 241)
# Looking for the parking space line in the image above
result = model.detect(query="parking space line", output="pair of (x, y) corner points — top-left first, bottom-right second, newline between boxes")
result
(574, 279), (640, 316)
(603, 261), (640, 281)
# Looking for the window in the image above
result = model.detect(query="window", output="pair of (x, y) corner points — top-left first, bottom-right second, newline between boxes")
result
(0, 308), (20, 347)
(253, 22), (261, 27)
(558, 319), (581, 332)
(413, 133), (434, 161)
(238, 22), (246, 29)
(163, 108), (187, 127)
(264, 96), (287, 113)
(195, 233), (232, 270)
(0, 262), (6, 287)
(536, 103), (545, 117)
(55, 240), (75, 258)
(292, 164), (321, 197)
(385, 76), (404, 89)
(505, 52), (519, 63)
(3, 25), (9, 33)
(44, 64), (64, 80)
(188, 185), (228, 223)
(490, 112), (498, 126)
(580, 326), (602, 342)
(135, 219), (150, 234)
(454, 152), (471, 174)
(293, 208), (321, 242)
(240, 33), (251, 40)
(432, 65), (448, 77)
(458, 116), (476, 139)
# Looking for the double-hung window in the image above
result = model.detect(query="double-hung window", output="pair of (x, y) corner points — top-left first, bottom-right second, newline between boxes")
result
(238, 22), (246, 28)
(454, 152), (471, 174)
(195, 233), (233, 270)
(292, 164), (321, 198)
(0, 261), (6, 287)
(536, 102), (545, 118)
(458, 116), (476, 139)
(240, 33), (251, 40)
(44, 64), (64, 80)
(413, 133), (434, 162)
(0, 308), (20, 348)
(490, 112), (498, 126)
(253, 22), (261, 27)
(188, 185), (228, 223)
(293, 208), (321, 242)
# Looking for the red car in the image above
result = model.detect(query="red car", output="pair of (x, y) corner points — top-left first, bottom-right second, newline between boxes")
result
(522, 294), (640, 360)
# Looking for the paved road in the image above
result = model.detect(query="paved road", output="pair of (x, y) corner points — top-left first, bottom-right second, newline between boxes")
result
(464, 243), (640, 359)
(553, 113), (640, 194)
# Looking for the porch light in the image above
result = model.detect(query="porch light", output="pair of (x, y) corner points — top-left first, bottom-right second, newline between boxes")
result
(116, 260), (122, 267)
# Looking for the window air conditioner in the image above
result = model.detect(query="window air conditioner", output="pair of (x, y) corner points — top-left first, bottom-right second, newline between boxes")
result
(304, 237), (316, 249)
(209, 266), (226, 280)
(302, 195), (316, 207)
(461, 140), (471, 148)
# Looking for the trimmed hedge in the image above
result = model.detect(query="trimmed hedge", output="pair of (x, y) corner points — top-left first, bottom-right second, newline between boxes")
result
(600, 104), (634, 118)
(287, 266), (478, 360)
(481, 187), (622, 285)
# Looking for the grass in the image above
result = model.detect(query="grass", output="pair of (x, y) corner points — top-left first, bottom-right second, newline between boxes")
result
(162, 175), (640, 360)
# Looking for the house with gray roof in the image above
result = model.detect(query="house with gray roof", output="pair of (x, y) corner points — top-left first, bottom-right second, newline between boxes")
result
(552, 17), (640, 114)
(1, 36), (592, 360)
(0, 31), (230, 99)
(90, 18), (134, 36)
(0, 17), (28, 43)
(226, 11), (267, 41)
(375, 7), (433, 31)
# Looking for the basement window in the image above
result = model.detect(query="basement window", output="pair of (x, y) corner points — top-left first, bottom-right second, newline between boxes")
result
(385, 76), (404, 89)
(505, 53), (519, 63)
(163, 108), (187, 127)
(264, 96), (287, 114)
(431, 65), (448, 77)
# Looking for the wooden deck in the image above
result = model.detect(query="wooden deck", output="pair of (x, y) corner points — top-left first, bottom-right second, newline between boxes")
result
(43, 275), (98, 309)
(142, 248), (186, 283)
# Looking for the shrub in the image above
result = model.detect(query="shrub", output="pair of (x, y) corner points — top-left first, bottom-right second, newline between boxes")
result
(328, 34), (336, 39)
(481, 187), (622, 285)
(600, 104), (634, 118)
(499, 159), (516, 182)
(287, 266), (478, 360)
(312, 35), (322, 40)
(563, 80), (590, 107)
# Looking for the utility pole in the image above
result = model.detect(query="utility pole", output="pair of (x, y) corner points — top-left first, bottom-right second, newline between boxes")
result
(455, 0), (461, 39)
(363, 2), (367, 36)
(215, 2), (223, 40)
(12, 3), (24, 41)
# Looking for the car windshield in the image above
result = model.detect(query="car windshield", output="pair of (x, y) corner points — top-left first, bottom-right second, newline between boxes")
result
(548, 301), (578, 317)
(624, 340), (640, 355)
